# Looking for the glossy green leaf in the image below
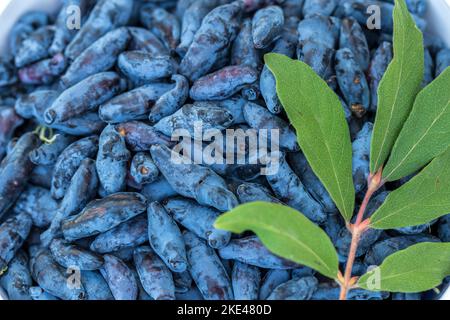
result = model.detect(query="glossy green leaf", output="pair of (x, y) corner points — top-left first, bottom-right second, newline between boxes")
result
(214, 202), (339, 279)
(370, 148), (450, 229)
(265, 53), (355, 221)
(383, 68), (450, 182)
(370, 0), (424, 174)
(358, 242), (450, 292)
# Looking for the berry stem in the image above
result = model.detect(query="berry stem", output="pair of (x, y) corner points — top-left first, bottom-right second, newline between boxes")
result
(339, 169), (383, 300)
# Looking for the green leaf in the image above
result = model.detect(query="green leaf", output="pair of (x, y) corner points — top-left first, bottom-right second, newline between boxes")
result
(383, 68), (450, 182)
(370, 0), (424, 174)
(265, 53), (355, 221)
(214, 202), (339, 279)
(358, 242), (450, 292)
(370, 148), (450, 230)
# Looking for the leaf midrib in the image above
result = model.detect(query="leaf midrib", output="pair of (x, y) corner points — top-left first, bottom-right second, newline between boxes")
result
(384, 100), (450, 181)
(372, 13), (408, 172)
(289, 78), (350, 219)
(224, 217), (335, 277)
(370, 186), (450, 227)
(375, 266), (449, 282)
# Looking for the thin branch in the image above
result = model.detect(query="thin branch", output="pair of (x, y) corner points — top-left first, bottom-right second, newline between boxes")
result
(339, 169), (384, 300)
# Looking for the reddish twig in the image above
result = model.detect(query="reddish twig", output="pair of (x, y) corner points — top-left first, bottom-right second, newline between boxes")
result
(339, 169), (383, 300)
